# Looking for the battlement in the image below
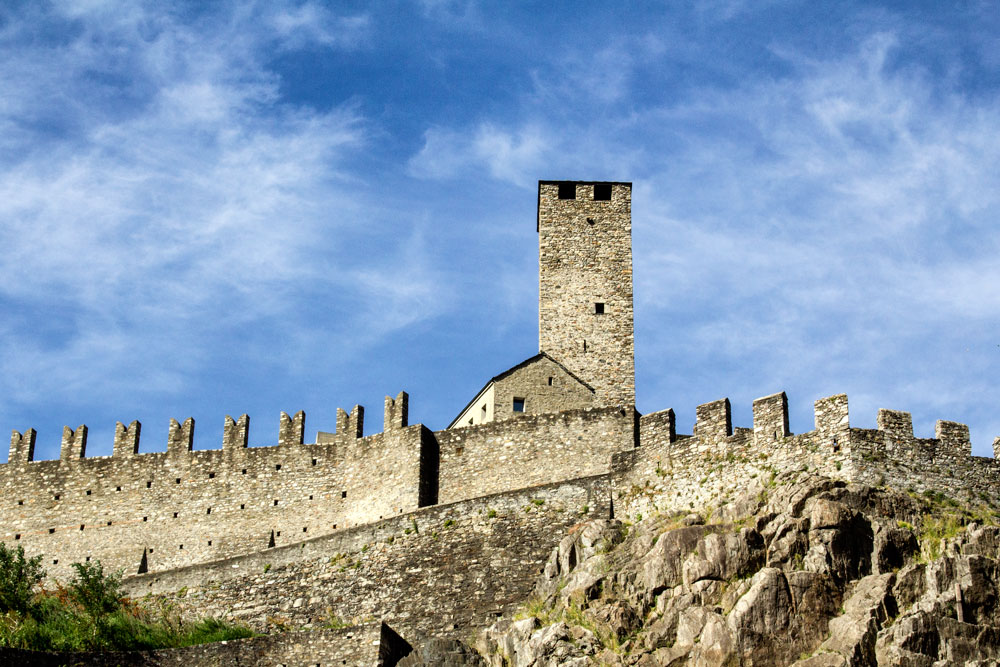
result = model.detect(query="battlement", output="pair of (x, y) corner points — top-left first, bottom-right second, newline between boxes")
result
(613, 391), (999, 522)
(0, 392), (439, 580)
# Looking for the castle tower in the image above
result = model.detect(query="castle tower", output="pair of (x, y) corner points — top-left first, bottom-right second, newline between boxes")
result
(538, 180), (635, 407)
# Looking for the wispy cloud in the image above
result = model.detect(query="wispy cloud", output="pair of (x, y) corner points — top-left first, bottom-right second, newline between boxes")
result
(0, 3), (385, 409)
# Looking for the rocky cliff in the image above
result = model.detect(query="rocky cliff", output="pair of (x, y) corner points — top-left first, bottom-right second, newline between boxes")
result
(402, 472), (1000, 666)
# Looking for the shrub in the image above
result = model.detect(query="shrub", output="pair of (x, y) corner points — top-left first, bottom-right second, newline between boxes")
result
(0, 543), (45, 614)
(69, 561), (123, 617)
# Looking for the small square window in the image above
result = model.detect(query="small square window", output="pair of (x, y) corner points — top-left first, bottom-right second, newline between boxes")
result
(107, 520), (112, 526)
(242, 469), (247, 475)
(309, 495), (313, 500)
(175, 478), (181, 484)
(115, 486), (121, 492)
(341, 491), (347, 499)
(557, 183), (576, 199)
(143, 516), (148, 522)
(146, 481), (152, 488)
(173, 512), (178, 518)
(53, 559), (58, 564)
(594, 302), (605, 314)
(209, 472), (215, 479)
(208, 540), (212, 546)
(80, 524), (85, 531)
(593, 183), (612, 200)
(17, 500), (23, 506)
(273, 499), (279, 506)
(312, 458), (318, 466)
(513, 398), (525, 413)
(14, 534), (20, 540)
(48, 528), (55, 534)
(206, 508), (212, 515)
(54, 494), (60, 500)
(275, 464), (281, 471)
(86, 490), (92, 496)
(240, 503), (245, 510)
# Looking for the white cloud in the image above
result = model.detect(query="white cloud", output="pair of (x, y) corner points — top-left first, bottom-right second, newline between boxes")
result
(0, 3), (384, 405)
(409, 123), (550, 187)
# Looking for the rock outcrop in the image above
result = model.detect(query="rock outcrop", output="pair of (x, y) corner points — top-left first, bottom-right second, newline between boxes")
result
(426, 472), (1000, 666)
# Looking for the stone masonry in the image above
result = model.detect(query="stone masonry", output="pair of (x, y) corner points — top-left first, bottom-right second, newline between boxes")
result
(538, 181), (635, 407)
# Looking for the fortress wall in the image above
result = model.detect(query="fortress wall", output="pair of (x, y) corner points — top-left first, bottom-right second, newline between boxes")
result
(1, 406), (432, 580)
(614, 393), (856, 520)
(615, 392), (999, 520)
(434, 406), (635, 505)
(122, 475), (611, 643)
(848, 411), (1000, 502)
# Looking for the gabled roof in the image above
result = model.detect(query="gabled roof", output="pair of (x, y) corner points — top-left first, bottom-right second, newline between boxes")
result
(446, 352), (595, 429)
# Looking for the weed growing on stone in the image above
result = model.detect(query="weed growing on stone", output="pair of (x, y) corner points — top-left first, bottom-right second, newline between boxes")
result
(487, 508), (497, 518)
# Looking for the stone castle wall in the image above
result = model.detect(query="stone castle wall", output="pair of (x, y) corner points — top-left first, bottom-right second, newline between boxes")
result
(612, 392), (999, 521)
(538, 181), (635, 407)
(1, 398), (437, 581)
(121, 475), (612, 642)
(434, 405), (635, 505)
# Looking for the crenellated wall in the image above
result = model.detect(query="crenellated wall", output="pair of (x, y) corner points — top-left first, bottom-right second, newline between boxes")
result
(3, 386), (997, 588)
(613, 391), (999, 520)
(0, 392), (437, 580)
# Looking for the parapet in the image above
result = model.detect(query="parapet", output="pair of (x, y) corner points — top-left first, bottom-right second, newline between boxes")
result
(384, 392), (408, 431)
(876, 409), (913, 439)
(752, 392), (789, 443)
(334, 405), (365, 440)
(694, 398), (731, 442)
(167, 418), (195, 455)
(8, 429), (36, 464)
(278, 411), (306, 447)
(60, 425), (87, 461)
(113, 420), (141, 457)
(934, 420), (971, 459)
(223, 414), (249, 450)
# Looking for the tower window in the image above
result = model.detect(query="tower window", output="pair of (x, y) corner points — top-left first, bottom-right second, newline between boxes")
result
(513, 398), (525, 413)
(594, 302), (605, 314)
(593, 183), (612, 200)
(548, 377), (554, 386)
(481, 404), (487, 420)
(557, 183), (576, 199)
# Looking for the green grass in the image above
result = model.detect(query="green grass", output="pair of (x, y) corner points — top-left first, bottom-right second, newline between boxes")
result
(0, 544), (253, 653)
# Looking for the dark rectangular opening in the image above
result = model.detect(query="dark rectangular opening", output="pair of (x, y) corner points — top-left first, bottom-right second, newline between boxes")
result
(594, 302), (605, 314)
(547, 376), (554, 386)
(593, 183), (612, 200)
(341, 491), (347, 498)
(557, 183), (576, 199)
(513, 397), (525, 413)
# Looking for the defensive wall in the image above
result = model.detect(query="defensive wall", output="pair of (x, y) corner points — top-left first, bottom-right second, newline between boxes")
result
(614, 391), (1000, 521)
(0, 394), (629, 580)
(120, 475), (612, 642)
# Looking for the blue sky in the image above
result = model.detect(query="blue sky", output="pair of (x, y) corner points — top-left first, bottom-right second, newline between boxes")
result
(1, 1), (998, 460)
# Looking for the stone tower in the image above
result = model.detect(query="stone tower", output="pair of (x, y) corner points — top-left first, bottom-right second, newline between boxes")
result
(537, 180), (635, 407)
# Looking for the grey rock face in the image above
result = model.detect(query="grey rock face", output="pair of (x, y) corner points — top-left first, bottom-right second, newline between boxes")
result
(470, 473), (1000, 666)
